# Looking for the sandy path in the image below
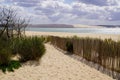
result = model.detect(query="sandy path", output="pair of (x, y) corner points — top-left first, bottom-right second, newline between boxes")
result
(0, 44), (113, 80)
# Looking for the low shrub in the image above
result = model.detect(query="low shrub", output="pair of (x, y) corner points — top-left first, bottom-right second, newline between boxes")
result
(0, 38), (12, 65)
(66, 41), (73, 53)
(0, 60), (21, 73)
(0, 49), (11, 65)
(45, 36), (51, 43)
(0, 37), (21, 73)
(0, 36), (46, 73)
(17, 36), (46, 62)
(12, 38), (21, 55)
(40, 36), (51, 43)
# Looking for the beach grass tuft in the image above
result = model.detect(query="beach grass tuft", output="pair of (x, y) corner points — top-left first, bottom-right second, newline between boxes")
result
(13, 36), (46, 62)
(0, 36), (46, 73)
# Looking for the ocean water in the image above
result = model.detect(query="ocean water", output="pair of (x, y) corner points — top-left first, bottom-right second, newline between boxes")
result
(26, 27), (120, 34)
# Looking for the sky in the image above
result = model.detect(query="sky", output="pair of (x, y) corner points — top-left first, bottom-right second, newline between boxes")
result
(1, 0), (120, 25)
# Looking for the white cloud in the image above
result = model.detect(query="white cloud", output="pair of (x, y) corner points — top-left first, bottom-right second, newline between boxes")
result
(0, 0), (120, 25)
(76, 0), (120, 6)
(0, 0), (4, 2)
(34, 0), (72, 21)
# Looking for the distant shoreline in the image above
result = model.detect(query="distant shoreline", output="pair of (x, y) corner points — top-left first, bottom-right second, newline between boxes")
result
(28, 24), (103, 28)
(28, 24), (120, 28)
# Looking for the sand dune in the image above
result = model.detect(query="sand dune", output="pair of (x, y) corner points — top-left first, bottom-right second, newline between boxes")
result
(0, 44), (113, 80)
(26, 31), (120, 41)
(73, 24), (103, 28)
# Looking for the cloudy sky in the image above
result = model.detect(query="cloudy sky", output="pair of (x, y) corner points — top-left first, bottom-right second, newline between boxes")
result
(1, 0), (120, 25)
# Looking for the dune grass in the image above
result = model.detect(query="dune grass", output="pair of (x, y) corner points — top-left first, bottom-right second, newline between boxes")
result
(14, 36), (46, 62)
(0, 36), (46, 73)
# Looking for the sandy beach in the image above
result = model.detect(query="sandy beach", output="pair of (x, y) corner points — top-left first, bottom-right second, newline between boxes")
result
(0, 0), (120, 79)
(0, 31), (118, 80)
(26, 31), (120, 41)
(0, 43), (113, 80)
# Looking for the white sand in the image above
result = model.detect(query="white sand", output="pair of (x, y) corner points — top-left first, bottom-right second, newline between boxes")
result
(73, 24), (103, 28)
(0, 44), (113, 80)
(26, 31), (120, 41)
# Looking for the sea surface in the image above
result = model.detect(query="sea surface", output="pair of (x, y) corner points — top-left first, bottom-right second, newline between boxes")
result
(26, 27), (120, 34)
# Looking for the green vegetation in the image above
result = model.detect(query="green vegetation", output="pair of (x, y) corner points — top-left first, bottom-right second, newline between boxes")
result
(0, 7), (46, 73)
(0, 37), (12, 65)
(15, 36), (46, 62)
(66, 41), (73, 53)
(0, 36), (46, 73)
(0, 60), (21, 73)
(0, 37), (21, 73)
(0, 49), (11, 65)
